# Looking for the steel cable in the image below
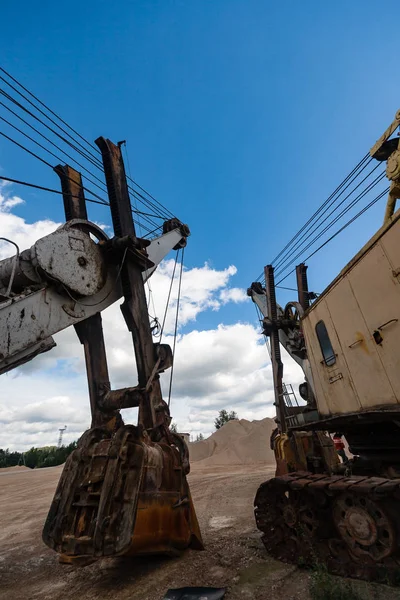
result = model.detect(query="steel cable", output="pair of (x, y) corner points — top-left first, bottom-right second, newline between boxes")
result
(275, 187), (390, 286)
(274, 170), (386, 280)
(0, 81), (174, 221)
(274, 159), (379, 271)
(1, 67), (176, 219)
(168, 247), (184, 407)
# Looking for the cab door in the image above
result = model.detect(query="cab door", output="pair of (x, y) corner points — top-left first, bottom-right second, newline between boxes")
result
(325, 276), (397, 410)
(348, 236), (400, 403)
(302, 296), (361, 417)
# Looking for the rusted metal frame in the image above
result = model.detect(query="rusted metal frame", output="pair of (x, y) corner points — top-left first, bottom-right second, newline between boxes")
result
(99, 386), (143, 411)
(55, 164), (88, 221)
(369, 109), (400, 158)
(55, 164), (117, 428)
(265, 265), (286, 433)
(296, 263), (310, 311)
(383, 180), (400, 223)
(55, 164), (144, 426)
(95, 138), (162, 430)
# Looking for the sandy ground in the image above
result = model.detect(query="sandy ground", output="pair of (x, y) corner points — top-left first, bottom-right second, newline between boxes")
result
(0, 464), (397, 600)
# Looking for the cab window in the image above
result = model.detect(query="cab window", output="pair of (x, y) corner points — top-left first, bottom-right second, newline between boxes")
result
(315, 320), (336, 366)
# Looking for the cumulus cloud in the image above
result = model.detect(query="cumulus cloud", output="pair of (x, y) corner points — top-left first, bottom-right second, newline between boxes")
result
(0, 372), (89, 449)
(0, 185), (305, 450)
(219, 287), (248, 304)
(0, 184), (62, 259)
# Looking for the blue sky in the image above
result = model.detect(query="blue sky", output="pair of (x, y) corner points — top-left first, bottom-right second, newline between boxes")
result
(2, 1), (399, 316)
(0, 1), (400, 446)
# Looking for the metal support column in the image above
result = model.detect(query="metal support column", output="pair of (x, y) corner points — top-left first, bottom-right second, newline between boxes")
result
(296, 263), (310, 311)
(265, 265), (286, 434)
(95, 138), (162, 430)
(54, 164), (116, 429)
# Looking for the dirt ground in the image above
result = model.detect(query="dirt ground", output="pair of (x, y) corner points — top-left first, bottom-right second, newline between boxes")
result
(0, 464), (397, 600)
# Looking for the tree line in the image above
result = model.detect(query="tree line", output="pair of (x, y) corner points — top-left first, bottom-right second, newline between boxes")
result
(0, 441), (77, 469)
(1, 410), (240, 467)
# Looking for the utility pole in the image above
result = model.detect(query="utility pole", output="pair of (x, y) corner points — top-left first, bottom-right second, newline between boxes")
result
(58, 425), (67, 448)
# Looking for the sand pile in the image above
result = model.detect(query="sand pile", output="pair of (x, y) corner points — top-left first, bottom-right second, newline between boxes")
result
(189, 417), (276, 466)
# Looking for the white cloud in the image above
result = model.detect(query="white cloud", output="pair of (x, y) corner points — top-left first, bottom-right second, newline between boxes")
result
(0, 184), (62, 260)
(0, 373), (89, 449)
(219, 287), (248, 304)
(0, 186), (305, 450)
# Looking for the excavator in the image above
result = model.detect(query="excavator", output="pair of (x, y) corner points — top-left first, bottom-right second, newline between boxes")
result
(2, 114), (400, 583)
(0, 137), (203, 564)
(248, 109), (400, 582)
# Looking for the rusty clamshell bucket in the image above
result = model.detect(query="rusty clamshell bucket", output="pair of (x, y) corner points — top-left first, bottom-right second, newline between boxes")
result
(42, 424), (203, 563)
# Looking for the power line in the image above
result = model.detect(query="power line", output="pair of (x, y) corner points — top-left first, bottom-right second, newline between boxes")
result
(0, 175), (109, 206)
(0, 87), (173, 224)
(0, 130), (110, 205)
(0, 87), (103, 171)
(272, 154), (371, 264)
(274, 171), (386, 280)
(0, 67), (101, 158)
(0, 99), (109, 192)
(274, 159), (380, 271)
(275, 186), (389, 286)
(0, 122), (164, 232)
(0, 112), (109, 196)
(255, 153), (374, 282)
(0, 69), (176, 220)
(0, 69), (184, 233)
(0, 74), (102, 167)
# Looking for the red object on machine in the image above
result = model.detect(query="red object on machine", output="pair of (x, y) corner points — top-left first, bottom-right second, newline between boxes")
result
(333, 435), (345, 451)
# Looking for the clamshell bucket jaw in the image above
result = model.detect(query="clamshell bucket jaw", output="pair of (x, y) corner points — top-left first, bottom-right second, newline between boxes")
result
(43, 425), (203, 562)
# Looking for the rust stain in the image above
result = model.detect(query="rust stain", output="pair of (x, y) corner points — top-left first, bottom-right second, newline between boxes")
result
(42, 424), (203, 562)
(354, 332), (370, 354)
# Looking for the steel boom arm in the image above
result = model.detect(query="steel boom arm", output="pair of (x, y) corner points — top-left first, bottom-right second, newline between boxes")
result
(0, 222), (187, 376)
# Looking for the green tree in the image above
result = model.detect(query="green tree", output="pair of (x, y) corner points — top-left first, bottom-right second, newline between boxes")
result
(170, 422), (178, 433)
(195, 433), (204, 442)
(214, 410), (238, 430)
(0, 440), (78, 470)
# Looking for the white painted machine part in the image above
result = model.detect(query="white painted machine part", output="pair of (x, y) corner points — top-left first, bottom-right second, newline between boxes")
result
(0, 224), (186, 375)
(250, 288), (316, 395)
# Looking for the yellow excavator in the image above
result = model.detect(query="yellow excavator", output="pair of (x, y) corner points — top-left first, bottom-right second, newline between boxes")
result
(248, 109), (400, 582)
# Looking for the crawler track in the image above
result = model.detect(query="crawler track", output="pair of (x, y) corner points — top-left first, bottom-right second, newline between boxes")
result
(254, 472), (400, 584)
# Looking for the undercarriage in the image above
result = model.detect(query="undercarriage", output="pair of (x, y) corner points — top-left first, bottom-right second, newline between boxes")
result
(255, 471), (400, 583)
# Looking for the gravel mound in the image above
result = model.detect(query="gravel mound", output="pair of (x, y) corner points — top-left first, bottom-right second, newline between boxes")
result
(189, 417), (276, 466)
